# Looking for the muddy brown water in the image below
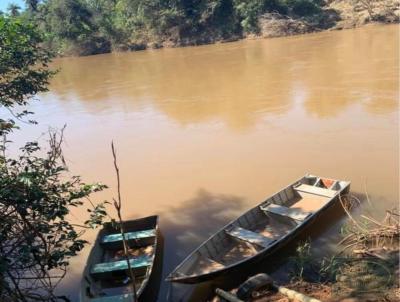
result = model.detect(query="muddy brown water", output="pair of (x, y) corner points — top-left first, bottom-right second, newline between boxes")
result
(9, 24), (399, 301)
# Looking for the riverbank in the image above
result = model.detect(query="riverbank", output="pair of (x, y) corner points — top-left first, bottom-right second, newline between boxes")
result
(111, 0), (400, 53)
(16, 0), (398, 57)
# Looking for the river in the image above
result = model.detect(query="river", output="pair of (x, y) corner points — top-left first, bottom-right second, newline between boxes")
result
(11, 24), (399, 301)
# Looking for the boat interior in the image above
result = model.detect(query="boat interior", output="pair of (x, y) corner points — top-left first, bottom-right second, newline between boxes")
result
(174, 176), (349, 278)
(83, 216), (158, 301)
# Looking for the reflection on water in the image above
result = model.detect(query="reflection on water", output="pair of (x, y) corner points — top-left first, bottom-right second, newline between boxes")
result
(48, 24), (398, 126)
(11, 24), (399, 301)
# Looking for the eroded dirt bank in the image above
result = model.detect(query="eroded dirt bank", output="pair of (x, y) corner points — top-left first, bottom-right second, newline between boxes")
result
(256, 0), (399, 39)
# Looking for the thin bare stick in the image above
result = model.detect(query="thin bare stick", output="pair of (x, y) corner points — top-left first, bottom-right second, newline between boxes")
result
(363, 180), (373, 207)
(111, 141), (137, 302)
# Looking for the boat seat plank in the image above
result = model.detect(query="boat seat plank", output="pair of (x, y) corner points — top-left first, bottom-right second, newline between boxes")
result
(226, 226), (274, 248)
(294, 184), (337, 198)
(101, 229), (156, 245)
(261, 203), (311, 222)
(90, 255), (150, 277)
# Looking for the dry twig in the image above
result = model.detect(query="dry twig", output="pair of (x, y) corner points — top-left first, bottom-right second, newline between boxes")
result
(338, 195), (399, 257)
(111, 141), (138, 302)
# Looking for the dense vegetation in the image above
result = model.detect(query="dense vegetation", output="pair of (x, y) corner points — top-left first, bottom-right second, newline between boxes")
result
(1, 0), (327, 56)
(0, 16), (109, 301)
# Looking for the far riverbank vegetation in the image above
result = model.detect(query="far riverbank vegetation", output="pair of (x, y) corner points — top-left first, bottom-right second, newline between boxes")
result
(1, 0), (399, 56)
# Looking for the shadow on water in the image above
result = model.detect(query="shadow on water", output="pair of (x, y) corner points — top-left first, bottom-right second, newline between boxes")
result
(57, 270), (81, 301)
(157, 189), (248, 301)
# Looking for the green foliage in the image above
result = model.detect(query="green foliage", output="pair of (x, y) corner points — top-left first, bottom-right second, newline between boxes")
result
(318, 255), (345, 282)
(233, 0), (264, 32)
(0, 132), (109, 300)
(285, 0), (323, 17)
(25, 0), (39, 13)
(290, 240), (314, 280)
(233, 0), (288, 32)
(289, 240), (344, 282)
(0, 16), (54, 135)
(5, 0), (326, 55)
(45, 0), (94, 41)
(0, 15), (110, 300)
(40, 0), (111, 55)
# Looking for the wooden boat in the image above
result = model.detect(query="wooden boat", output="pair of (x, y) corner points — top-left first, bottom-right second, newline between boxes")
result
(80, 215), (159, 301)
(166, 175), (350, 284)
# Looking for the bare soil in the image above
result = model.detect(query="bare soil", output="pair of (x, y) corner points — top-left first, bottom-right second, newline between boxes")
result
(329, 0), (399, 29)
(257, 0), (399, 39)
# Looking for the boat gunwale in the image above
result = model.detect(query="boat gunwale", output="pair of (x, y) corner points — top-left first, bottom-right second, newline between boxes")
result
(166, 174), (350, 283)
(135, 215), (159, 299)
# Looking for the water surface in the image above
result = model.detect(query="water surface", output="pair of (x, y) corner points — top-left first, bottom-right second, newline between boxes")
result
(12, 24), (399, 301)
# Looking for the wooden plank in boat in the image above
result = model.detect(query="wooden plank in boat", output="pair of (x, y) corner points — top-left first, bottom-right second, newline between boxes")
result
(260, 203), (311, 222)
(226, 226), (274, 248)
(294, 184), (337, 198)
(101, 229), (156, 245)
(90, 255), (150, 278)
